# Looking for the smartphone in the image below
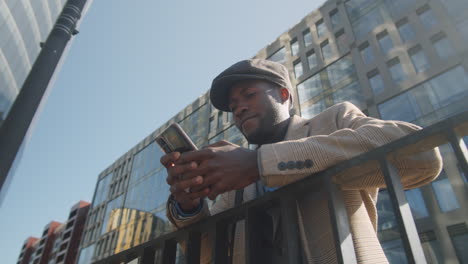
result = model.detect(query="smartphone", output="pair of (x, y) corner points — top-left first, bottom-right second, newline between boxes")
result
(156, 123), (198, 154)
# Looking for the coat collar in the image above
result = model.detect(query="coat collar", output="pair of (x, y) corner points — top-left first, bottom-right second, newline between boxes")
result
(284, 115), (310, 141)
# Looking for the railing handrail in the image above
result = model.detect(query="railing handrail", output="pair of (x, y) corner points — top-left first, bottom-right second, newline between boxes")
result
(93, 110), (468, 264)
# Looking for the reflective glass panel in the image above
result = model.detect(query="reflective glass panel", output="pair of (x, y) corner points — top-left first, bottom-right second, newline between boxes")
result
(378, 32), (393, 55)
(294, 61), (304, 78)
(381, 239), (409, 264)
(452, 233), (468, 263)
(268, 47), (287, 64)
(389, 60), (406, 84)
(431, 171), (460, 212)
(124, 170), (169, 212)
(421, 239), (444, 264)
(101, 195), (124, 234)
(379, 92), (420, 122)
(456, 18), (468, 44)
(129, 142), (164, 186)
(77, 244), (96, 264)
(224, 125), (245, 146)
(291, 40), (299, 57)
(327, 56), (354, 87)
(410, 49), (430, 73)
(369, 72), (384, 95)
(307, 52), (318, 69)
(360, 44), (374, 64)
(301, 99), (326, 119)
(433, 36), (455, 59)
(93, 173), (112, 206)
(377, 190), (398, 231)
(398, 22), (415, 43)
(405, 188), (429, 219)
(419, 8), (437, 29)
(303, 30), (313, 47)
(297, 74), (323, 104)
(332, 81), (365, 109)
(351, 7), (385, 39)
(330, 10), (340, 28)
(316, 20), (327, 38)
(384, 0), (417, 18)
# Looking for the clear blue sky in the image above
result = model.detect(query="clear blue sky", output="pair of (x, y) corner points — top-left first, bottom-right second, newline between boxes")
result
(0, 0), (322, 263)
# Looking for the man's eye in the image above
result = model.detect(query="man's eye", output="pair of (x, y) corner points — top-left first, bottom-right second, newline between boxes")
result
(246, 92), (256, 98)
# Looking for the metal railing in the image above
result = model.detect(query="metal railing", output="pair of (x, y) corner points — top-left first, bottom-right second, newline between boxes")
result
(94, 110), (468, 264)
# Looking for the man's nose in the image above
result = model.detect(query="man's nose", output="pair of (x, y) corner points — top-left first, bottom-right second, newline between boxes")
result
(233, 102), (248, 117)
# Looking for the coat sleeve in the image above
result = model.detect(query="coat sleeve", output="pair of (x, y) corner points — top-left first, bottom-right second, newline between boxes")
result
(257, 102), (443, 190)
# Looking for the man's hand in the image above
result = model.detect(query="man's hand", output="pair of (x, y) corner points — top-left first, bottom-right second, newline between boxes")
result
(177, 141), (260, 200)
(160, 152), (209, 212)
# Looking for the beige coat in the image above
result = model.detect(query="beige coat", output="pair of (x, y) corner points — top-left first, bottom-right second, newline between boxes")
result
(168, 102), (442, 263)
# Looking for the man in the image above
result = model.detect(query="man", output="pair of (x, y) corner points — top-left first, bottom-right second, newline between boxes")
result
(161, 59), (442, 263)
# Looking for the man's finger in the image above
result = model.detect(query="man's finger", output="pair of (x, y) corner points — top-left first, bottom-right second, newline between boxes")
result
(160, 152), (181, 167)
(170, 176), (204, 193)
(177, 149), (214, 164)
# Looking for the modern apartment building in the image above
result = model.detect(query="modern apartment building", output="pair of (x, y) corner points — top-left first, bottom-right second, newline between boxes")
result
(0, 0), (92, 205)
(17, 201), (90, 264)
(79, 0), (468, 263)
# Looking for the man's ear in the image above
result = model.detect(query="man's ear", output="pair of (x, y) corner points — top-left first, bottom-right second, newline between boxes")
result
(279, 88), (290, 104)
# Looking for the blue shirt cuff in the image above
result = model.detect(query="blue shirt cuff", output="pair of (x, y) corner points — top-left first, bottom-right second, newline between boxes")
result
(171, 197), (203, 217)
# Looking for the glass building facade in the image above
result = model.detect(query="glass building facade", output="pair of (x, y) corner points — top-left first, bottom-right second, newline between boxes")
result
(79, 0), (468, 263)
(0, 0), (68, 126)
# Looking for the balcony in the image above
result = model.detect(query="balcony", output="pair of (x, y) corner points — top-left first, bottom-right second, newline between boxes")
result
(94, 110), (467, 264)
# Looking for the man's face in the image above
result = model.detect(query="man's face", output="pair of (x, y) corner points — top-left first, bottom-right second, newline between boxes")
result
(228, 80), (288, 144)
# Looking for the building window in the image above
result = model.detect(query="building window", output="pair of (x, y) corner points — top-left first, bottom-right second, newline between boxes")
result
(291, 39), (299, 57)
(349, 5), (385, 39)
(377, 30), (394, 55)
(335, 29), (347, 52)
(409, 46), (430, 73)
(387, 58), (406, 84)
(418, 6), (438, 29)
(397, 19), (415, 43)
(381, 239), (408, 263)
(405, 188), (429, 219)
(307, 51), (318, 69)
(297, 74), (323, 104)
(359, 42), (374, 64)
(420, 231), (444, 263)
(368, 70), (385, 95)
(294, 60), (304, 78)
(332, 81), (365, 109)
(209, 116), (216, 134)
(330, 9), (340, 29)
(303, 29), (313, 47)
(432, 33), (455, 59)
(267, 47), (287, 64)
(316, 19), (327, 38)
(449, 224), (468, 263)
(301, 99), (326, 119)
(217, 111), (223, 129)
(326, 56), (355, 87)
(431, 170), (460, 212)
(321, 40), (333, 62)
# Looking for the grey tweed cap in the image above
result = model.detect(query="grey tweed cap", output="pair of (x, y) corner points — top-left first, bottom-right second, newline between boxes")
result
(210, 59), (293, 112)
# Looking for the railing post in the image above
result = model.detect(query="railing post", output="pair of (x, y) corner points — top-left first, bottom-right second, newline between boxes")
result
(379, 159), (426, 264)
(162, 239), (177, 264)
(213, 220), (230, 263)
(140, 247), (156, 264)
(245, 207), (264, 264)
(323, 175), (357, 264)
(186, 231), (201, 264)
(280, 196), (302, 263)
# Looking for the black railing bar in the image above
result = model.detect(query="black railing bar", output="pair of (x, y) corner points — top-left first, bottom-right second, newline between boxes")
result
(446, 128), (468, 180)
(379, 159), (426, 264)
(161, 239), (177, 264)
(323, 175), (357, 264)
(213, 220), (230, 263)
(96, 111), (468, 264)
(280, 196), (303, 264)
(245, 207), (263, 264)
(186, 231), (201, 264)
(140, 247), (156, 264)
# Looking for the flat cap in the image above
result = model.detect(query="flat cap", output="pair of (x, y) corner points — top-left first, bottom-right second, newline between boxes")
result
(210, 59), (292, 112)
